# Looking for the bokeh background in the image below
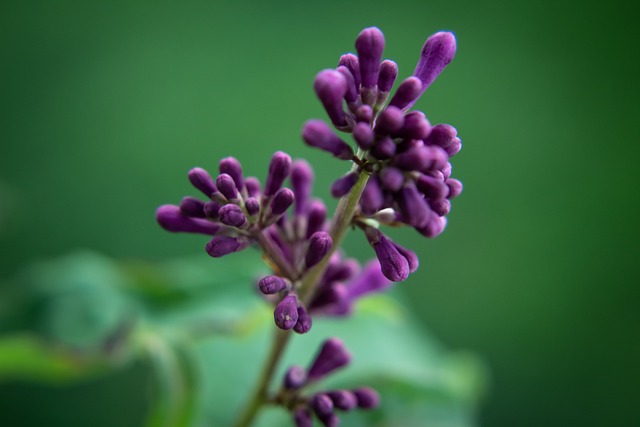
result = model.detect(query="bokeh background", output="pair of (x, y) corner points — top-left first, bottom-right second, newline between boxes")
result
(1, 0), (639, 426)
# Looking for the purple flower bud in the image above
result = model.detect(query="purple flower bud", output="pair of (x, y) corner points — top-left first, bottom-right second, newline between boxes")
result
(393, 242), (419, 273)
(308, 338), (351, 381)
(379, 167), (405, 192)
(294, 408), (313, 427)
(291, 160), (314, 215)
(417, 213), (447, 238)
(283, 365), (307, 390)
(441, 162), (452, 180)
(306, 231), (333, 268)
(306, 200), (327, 238)
(413, 32), (456, 97)
(394, 146), (439, 172)
(374, 106), (404, 135)
(355, 27), (385, 89)
(377, 60), (398, 93)
(293, 305), (312, 334)
(188, 167), (217, 198)
(314, 69), (348, 128)
(302, 120), (353, 160)
(258, 275), (288, 294)
(424, 124), (461, 157)
(397, 181), (431, 228)
(179, 197), (206, 218)
(327, 390), (358, 411)
(156, 205), (220, 235)
(216, 173), (239, 201)
(203, 201), (221, 219)
(353, 122), (374, 150)
(371, 136), (396, 160)
(360, 176), (384, 215)
(218, 204), (248, 228)
(219, 157), (244, 192)
(446, 178), (463, 198)
(244, 176), (261, 198)
(355, 105), (373, 124)
(346, 259), (392, 299)
(270, 188), (295, 215)
(244, 197), (260, 216)
(205, 235), (249, 258)
(396, 110), (431, 140)
(388, 77), (422, 110)
(311, 393), (334, 418)
(309, 283), (348, 313)
(337, 66), (358, 104)
(353, 387), (380, 409)
(324, 258), (360, 283)
(429, 198), (451, 216)
(331, 172), (357, 198)
(319, 413), (339, 427)
(264, 151), (292, 197)
(338, 53), (361, 89)
(416, 174), (449, 199)
(274, 293), (299, 330)
(365, 227), (410, 282)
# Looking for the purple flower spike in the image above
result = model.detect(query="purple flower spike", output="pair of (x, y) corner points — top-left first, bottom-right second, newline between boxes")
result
(337, 66), (358, 104)
(218, 204), (248, 228)
(397, 182), (431, 228)
(379, 167), (405, 192)
(327, 390), (358, 411)
(244, 177), (261, 198)
(244, 197), (260, 216)
(291, 160), (314, 215)
(294, 408), (313, 427)
(424, 124), (461, 157)
(302, 120), (353, 160)
(216, 173), (239, 201)
(371, 136), (396, 160)
(388, 76), (423, 111)
(353, 387), (380, 409)
(284, 365), (308, 390)
(156, 205), (220, 235)
(311, 394), (334, 418)
(307, 338), (351, 381)
(205, 235), (249, 258)
(397, 111), (432, 140)
(188, 167), (217, 198)
(365, 227), (409, 282)
(293, 305), (312, 334)
(258, 275), (288, 295)
(306, 200), (327, 238)
(355, 27), (385, 90)
(203, 201), (221, 219)
(416, 174), (449, 199)
(413, 31), (457, 97)
(338, 53), (361, 89)
(360, 176), (384, 215)
(446, 178), (463, 198)
(417, 213), (447, 238)
(219, 157), (244, 191)
(314, 69), (348, 128)
(331, 172), (357, 198)
(374, 105), (404, 135)
(264, 151), (292, 197)
(271, 188), (295, 215)
(306, 231), (333, 268)
(274, 293), (299, 330)
(179, 196), (206, 218)
(378, 60), (398, 93)
(353, 122), (374, 149)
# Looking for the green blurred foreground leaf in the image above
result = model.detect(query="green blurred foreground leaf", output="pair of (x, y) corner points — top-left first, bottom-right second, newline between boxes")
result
(0, 251), (487, 426)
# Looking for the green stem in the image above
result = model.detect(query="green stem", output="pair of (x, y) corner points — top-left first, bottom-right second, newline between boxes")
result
(232, 168), (371, 427)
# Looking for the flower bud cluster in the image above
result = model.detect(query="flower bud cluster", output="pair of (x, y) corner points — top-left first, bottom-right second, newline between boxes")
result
(278, 338), (380, 427)
(305, 27), (462, 282)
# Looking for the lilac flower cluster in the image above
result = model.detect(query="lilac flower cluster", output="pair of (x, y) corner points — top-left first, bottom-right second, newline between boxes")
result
(278, 338), (379, 427)
(304, 27), (462, 282)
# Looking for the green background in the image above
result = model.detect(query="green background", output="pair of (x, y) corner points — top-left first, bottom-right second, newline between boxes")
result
(1, 0), (638, 426)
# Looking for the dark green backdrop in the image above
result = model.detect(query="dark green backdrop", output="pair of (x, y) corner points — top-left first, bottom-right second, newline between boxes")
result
(1, 1), (638, 426)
